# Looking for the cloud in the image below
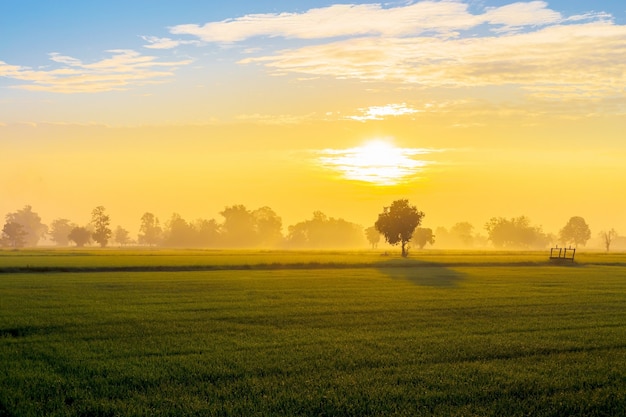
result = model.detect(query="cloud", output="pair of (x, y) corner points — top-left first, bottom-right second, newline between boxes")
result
(240, 22), (626, 99)
(0, 50), (192, 93)
(348, 103), (421, 121)
(165, 0), (622, 104)
(483, 1), (561, 33)
(141, 36), (200, 49)
(170, 1), (569, 43)
(169, 2), (480, 42)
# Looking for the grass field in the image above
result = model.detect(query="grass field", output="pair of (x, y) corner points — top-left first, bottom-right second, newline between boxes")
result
(1, 250), (625, 416)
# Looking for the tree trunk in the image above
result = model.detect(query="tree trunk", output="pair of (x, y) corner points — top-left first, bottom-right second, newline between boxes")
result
(401, 241), (408, 257)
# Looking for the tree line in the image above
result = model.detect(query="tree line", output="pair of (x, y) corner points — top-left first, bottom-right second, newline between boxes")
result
(0, 202), (621, 254)
(0, 205), (364, 250)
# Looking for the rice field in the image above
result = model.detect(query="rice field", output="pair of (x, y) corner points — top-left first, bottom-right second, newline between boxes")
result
(1, 249), (625, 416)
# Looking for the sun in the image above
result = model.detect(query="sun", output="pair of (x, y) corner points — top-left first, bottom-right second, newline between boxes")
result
(318, 139), (432, 186)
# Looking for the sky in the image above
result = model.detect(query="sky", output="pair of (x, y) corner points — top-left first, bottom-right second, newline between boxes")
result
(1, 0), (625, 242)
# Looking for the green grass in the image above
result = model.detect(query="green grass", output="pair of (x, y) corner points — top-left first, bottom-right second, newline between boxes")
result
(2, 248), (624, 272)
(1, 250), (625, 416)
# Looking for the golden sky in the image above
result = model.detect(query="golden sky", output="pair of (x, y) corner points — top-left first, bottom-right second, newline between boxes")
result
(1, 1), (625, 239)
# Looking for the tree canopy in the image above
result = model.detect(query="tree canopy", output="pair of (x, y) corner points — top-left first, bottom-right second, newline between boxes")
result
(375, 200), (424, 257)
(91, 206), (112, 248)
(559, 216), (591, 248)
(4, 206), (47, 247)
(365, 226), (381, 249)
(68, 227), (91, 247)
(286, 211), (364, 248)
(1, 222), (27, 248)
(484, 216), (549, 249)
(412, 227), (435, 250)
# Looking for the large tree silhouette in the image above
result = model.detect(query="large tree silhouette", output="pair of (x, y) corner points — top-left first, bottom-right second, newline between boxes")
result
(375, 200), (424, 257)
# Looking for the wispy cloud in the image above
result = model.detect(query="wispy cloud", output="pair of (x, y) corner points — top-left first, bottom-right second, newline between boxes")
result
(482, 1), (561, 33)
(170, 2), (479, 42)
(240, 22), (626, 99)
(0, 50), (192, 93)
(170, 1), (577, 42)
(348, 103), (421, 121)
(166, 1), (622, 104)
(141, 36), (201, 49)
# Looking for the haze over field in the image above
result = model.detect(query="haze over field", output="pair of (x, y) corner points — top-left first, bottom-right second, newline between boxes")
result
(1, 1), (625, 235)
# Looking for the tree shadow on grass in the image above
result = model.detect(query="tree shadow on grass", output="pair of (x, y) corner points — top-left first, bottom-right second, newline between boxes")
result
(374, 259), (465, 288)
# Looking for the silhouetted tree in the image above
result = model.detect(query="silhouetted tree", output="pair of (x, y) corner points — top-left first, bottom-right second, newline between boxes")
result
(375, 200), (424, 257)
(286, 211), (364, 248)
(253, 206), (283, 247)
(412, 227), (435, 249)
(49, 218), (75, 246)
(2, 222), (27, 248)
(365, 226), (381, 249)
(193, 218), (221, 247)
(138, 212), (162, 246)
(5, 205), (47, 247)
(220, 205), (257, 247)
(114, 226), (132, 247)
(599, 229), (618, 252)
(485, 216), (548, 249)
(559, 216), (591, 248)
(163, 213), (194, 247)
(91, 206), (112, 248)
(450, 222), (474, 247)
(68, 227), (91, 247)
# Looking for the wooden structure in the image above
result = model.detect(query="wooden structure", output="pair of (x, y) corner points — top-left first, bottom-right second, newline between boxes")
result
(549, 247), (576, 262)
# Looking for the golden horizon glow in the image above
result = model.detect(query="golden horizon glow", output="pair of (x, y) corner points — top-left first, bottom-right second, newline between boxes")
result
(318, 139), (433, 186)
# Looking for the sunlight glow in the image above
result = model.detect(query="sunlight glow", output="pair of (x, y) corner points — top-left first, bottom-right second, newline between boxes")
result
(318, 139), (433, 186)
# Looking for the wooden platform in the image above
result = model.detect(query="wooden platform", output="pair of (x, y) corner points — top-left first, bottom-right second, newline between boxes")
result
(549, 247), (576, 262)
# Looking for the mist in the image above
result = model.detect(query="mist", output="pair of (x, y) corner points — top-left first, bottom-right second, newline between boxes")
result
(2, 203), (624, 252)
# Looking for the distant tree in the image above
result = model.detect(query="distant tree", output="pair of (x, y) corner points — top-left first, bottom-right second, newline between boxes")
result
(68, 227), (91, 247)
(163, 213), (194, 247)
(375, 199), (425, 257)
(138, 212), (162, 246)
(2, 222), (27, 248)
(253, 206), (283, 247)
(365, 226), (381, 249)
(220, 205), (257, 247)
(412, 227), (435, 249)
(91, 206), (112, 248)
(49, 218), (75, 246)
(193, 218), (220, 247)
(484, 216), (549, 249)
(114, 226), (132, 247)
(450, 222), (474, 247)
(5, 205), (47, 247)
(286, 211), (364, 248)
(559, 216), (591, 248)
(599, 229), (618, 252)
